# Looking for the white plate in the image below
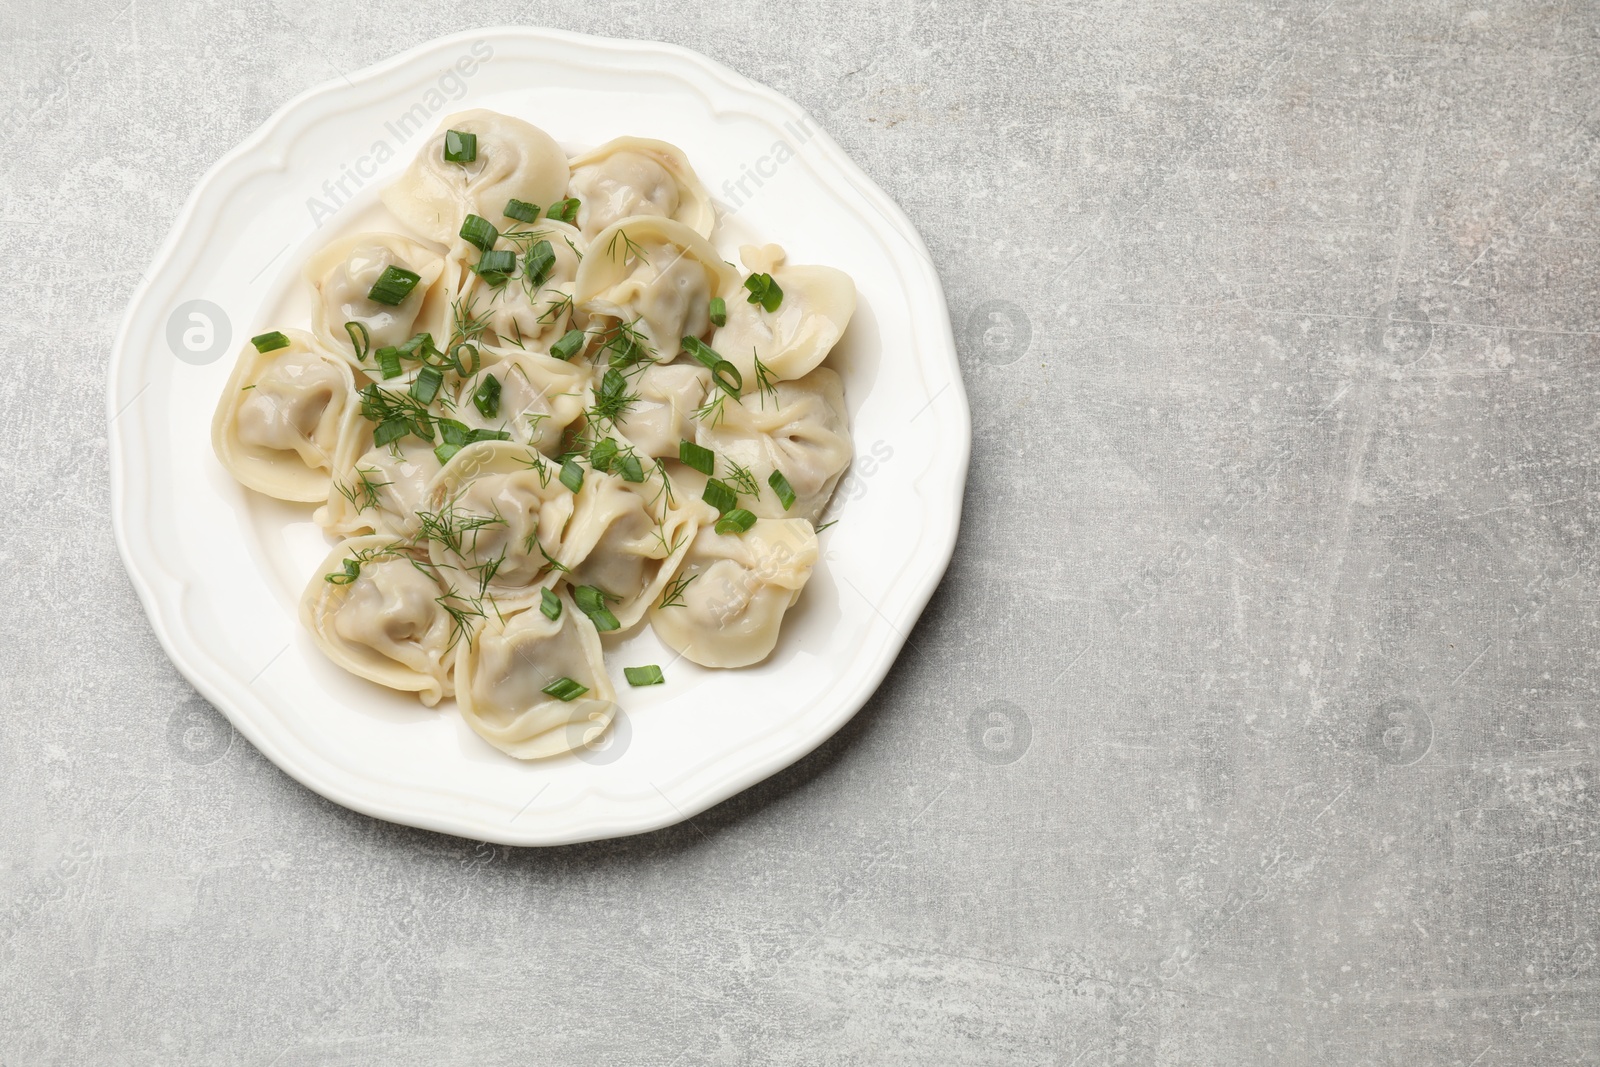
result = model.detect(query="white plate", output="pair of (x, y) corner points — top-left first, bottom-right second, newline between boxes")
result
(108, 27), (969, 845)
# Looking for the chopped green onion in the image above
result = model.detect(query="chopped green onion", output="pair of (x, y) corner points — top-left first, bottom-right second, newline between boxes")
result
(708, 297), (727, 327)
(373, 419), (409, 447)
(376, 346), (403, 379)
(448, 342), (479, 377)
(504, 198), (539, 223)
(410, 365), (443, 405)
(325, 558), (362, 585)
(573, 585), (620, 632)
(551, 329), (586, 361)
(541, 676), (589, 701)
(540, 587), (562, 620)
(366, 265), (421, 306)
(344, 321), (371, 361)
(744, 272), (783, 312)
(468, 428), (510, 443)
(472, 373), (501, 418)
(624, 664), (664, 687)
(560, 458), (584, 493)
(617, 453), (644, 483)
(474, 248), (516, 286)
(459, 214), (498, 252)
(434, 442), (462, 464)
(679, 440), (715, 476)
(443, 129), (477, 163)
(702, 478), (737, 514)
(681, 336), (742, 395)
(398, 331), (433, 357)
(715, 508), (757, 535)
(589, 437), (619, 473)
(438, 419), (472, 447)
(768, 469), (797, 510)
(251, 331), (290, 353)
(547, 197), (579, 224)
(523, 240), (556, 289)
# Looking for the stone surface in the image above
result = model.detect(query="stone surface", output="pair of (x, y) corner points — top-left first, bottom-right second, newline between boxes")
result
(4, 1), (1600, 1063)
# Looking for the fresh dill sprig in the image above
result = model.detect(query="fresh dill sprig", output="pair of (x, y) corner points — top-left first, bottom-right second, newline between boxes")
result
(649, 458), (678, 511)
(323, 542), (407, 585)
(530, 538), (568, 573)
(590, 367), (640, 427)
(723, 460), (760, 499)
(335, 464), (390, 513)
(537, 291), (574, 327)
(752, 351), (780, 409)
(414, 499), (508, 559)
(692, 391), (727, 428)
(605, 229), (650, 264)
(451, 295), (491, 349)
(657, 572), (696, 609)
(434, 586), (485, 651)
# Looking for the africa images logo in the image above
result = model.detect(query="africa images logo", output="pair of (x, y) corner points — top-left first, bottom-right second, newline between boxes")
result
(305, 40), (494, 227)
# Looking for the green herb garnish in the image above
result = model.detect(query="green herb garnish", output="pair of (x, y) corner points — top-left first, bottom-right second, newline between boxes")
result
(505, 198), (539, 223)
(624, 665), (664, 687)
(768, 469), (796, 510)
(744, 272), (783, 312)
(472, 373), (501, 418)
(459, 214), (498, 253)
(367, 265), (421, 306)
(679, 440), (715, 476)
(251, 331), (290, 353)
(443, 129), (477, 163)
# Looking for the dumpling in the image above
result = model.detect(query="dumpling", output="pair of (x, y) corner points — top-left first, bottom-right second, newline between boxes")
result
(712, 244), (856, 388)
(649, 518), (819, 668)
(561, 468), (709, 630)
(212, 329), (358, 502)
(694, 367), (852, 522)
(382, 109), (569, 244)
(453, 220), (587, 350)
(612, 362), (711, 458)
(318, 427), (442, 540)
(453, 348), (590, 456)
(567, 137), (715, 239)
(300, 536), (462, 705)
(421, 442), (577, 611)
(303, 232), (452, 364)
(454, 591), (618, 760)
(573, 216), (739, 359)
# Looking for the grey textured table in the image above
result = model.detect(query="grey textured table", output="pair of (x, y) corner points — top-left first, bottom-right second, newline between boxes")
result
(5, 2), (1598, 1063)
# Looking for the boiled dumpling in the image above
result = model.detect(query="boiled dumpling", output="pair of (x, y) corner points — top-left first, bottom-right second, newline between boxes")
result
(713, 244), (856, 388)
(612, 362), (711, 459)
(561, 469), (709, 630)
(422, 442), (577, 610)
(454, 590), (618, 759)
(382, 110), (569, 244)
(453, 348), (590, 456)
(212, 329), (358, 502)
(303, 232), (451, 363)
(649, 518), (818, 668)
(573, 216), (739, 358)
(694, 367), (852, 522)
(318, 428), (442, 540)
(300, 537), (461, 705)
(453, 220), (587, 350)
(567, 137), (715, 239)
